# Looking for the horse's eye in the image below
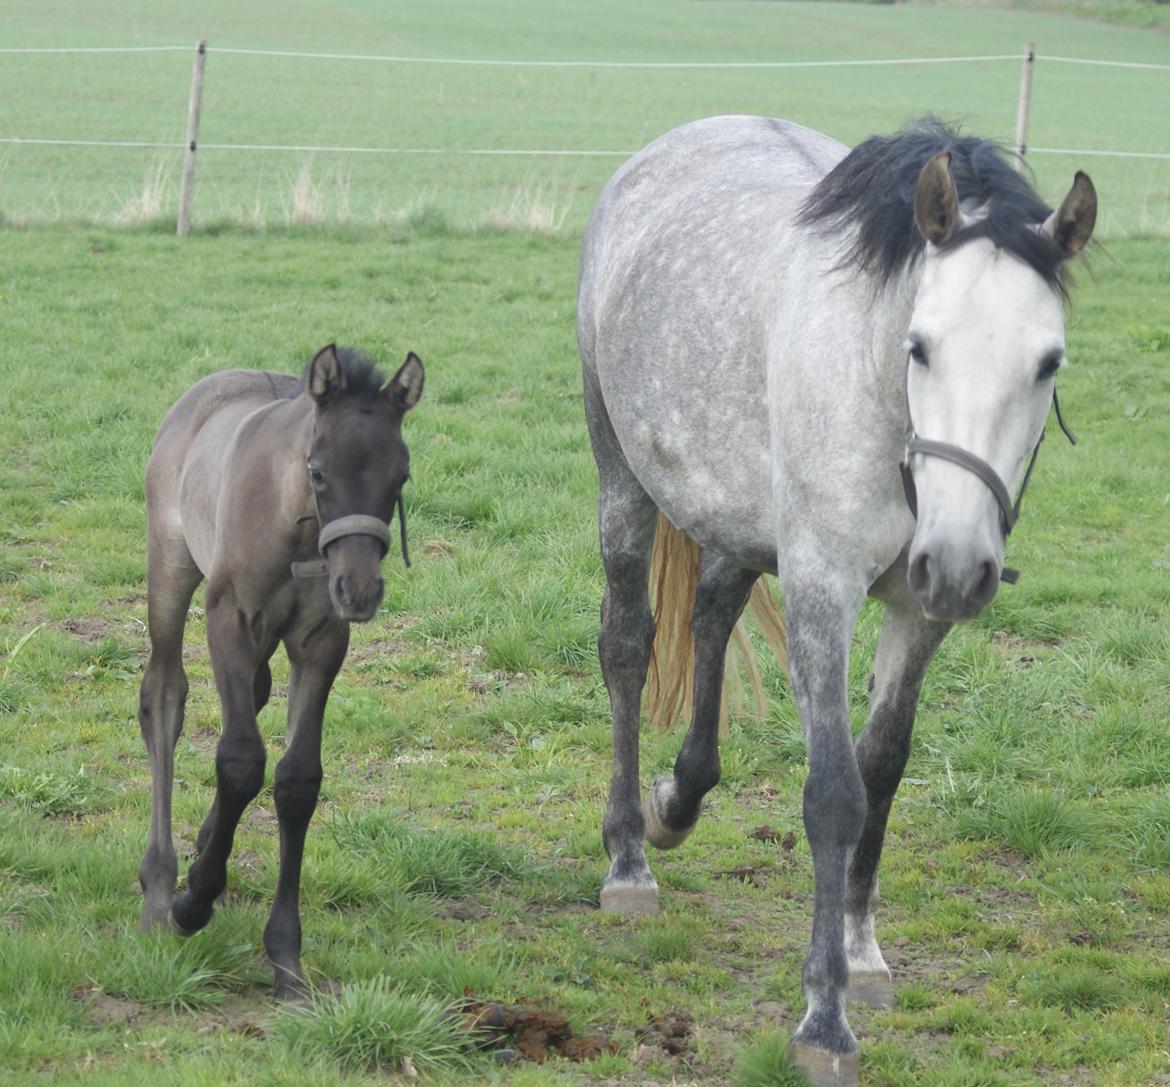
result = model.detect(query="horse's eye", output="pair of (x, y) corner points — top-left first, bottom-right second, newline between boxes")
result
(308, 465), (324, 485)
(908, 342), (928, 368)
(1037, 352), (1063, 382)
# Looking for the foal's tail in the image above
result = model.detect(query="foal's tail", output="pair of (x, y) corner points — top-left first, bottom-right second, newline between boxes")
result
(645, 513), (789, 732)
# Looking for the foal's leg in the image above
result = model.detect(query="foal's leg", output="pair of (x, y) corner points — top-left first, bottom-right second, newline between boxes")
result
(264, 622), (348, 999)
(644, 552), (758, 849)
(137, 541), (202, 929)
(782, 568), (867, 1086)
(585, 373), (660, 916)
(845, 572), (949, 1008)
(171, 590), (267, 934)
(194, 645), (277, 857)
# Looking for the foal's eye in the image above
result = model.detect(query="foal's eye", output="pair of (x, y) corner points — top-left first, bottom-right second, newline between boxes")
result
(908, 342), (929, 368)
(308, 465), (324, 485)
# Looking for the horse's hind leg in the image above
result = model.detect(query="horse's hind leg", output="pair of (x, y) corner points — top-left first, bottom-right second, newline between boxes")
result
(585, 373), (660, 916)
(137, 536), (202, 929)
(845, 568), (949, 1008)
(644, 552), (758, 849)
(171, 587), (267, 935)
(264, 623), (348, 999)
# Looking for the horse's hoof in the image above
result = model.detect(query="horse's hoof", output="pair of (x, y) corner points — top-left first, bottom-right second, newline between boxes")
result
(847, 970), (894, 1009)
(600, 878), (661, 916)
(643, 777), (695, 851)
(139, 899), (174, 932)
(787, 1040), (860, 1087)
(272, 969), (311, 1003)
(169, 893), (213, 936)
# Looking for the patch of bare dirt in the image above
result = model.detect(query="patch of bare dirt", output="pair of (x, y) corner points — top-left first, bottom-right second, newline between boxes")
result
(634, 1009), (693, 1056)
(459, 996), (616, 1063)
(59, 617), (116, 641)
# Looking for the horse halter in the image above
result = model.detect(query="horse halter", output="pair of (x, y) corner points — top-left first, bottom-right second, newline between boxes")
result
(899, 385), (1076, 585)
(291, 492), (411, 580)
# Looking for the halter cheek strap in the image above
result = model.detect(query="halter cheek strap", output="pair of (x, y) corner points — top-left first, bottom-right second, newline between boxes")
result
(899, 386), (1075, 585)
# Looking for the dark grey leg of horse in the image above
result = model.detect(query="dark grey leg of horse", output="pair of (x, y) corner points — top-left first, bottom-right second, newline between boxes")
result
(264, 623), (348, 999)
(137, 548), (202, 929)
(194, 652), (275, 856)
(784, 578), (867, 1086)
(585, 372), (660, 915)
(845, 574), (950, 1008)
(171, 594), (267, 934)
(644, 553), (759, 848)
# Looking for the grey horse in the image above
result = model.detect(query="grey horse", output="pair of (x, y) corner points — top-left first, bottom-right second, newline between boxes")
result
(136, 344), (423, 998)
(577, 116), (1095, 1085)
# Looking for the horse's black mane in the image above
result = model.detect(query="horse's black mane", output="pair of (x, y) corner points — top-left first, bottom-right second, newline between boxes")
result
(286, 346), (387, 402)
(798, 118), (1066, 295)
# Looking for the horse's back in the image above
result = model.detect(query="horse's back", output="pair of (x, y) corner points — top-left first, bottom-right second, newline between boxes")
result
(147, 370), (298, 573)
(578, 117), (846, 568)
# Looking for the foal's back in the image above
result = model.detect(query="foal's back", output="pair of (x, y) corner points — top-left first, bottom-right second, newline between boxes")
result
(147, 370), (299, 577)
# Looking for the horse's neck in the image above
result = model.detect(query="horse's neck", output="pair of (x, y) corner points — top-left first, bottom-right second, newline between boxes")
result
(247, 396), (317, 525)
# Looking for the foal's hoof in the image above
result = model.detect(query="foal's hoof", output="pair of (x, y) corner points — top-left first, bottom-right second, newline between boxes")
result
(787, 1040), (860, 1087)
(600, 878), (660, 916)
(169, 892), (214, 936)
(847, 970), (894, 1009)
(643, 777), (695, 851)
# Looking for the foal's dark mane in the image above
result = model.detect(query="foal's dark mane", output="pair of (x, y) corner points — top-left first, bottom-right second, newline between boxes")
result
(798, 118), (1067, 296)
(284, 347), (388, 404)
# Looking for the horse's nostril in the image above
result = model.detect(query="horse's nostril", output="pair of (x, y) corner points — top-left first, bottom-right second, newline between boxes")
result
(907, 551), (934, 597)
(332, 576), (350, 606)
(968, 559), (999, 609)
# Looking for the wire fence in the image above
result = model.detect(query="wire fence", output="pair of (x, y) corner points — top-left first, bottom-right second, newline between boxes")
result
(1, 42), (1167, 231)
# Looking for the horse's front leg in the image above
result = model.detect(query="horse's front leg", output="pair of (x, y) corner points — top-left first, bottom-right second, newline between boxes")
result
(846, 566), (950, 1008)
(783, 570), (867, 1087)
(264, 620), (349, 999)
(171, 590), (267, 935)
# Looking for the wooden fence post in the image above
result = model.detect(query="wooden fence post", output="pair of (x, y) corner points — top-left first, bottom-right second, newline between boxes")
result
(1013, 42), (1035, 173)
(177, 40), (207, 236)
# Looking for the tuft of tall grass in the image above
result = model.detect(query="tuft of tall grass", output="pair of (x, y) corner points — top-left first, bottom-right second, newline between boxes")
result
(0, 764), (97, 817)
(736, 1031), (808, 1087)
(949, 788), (1105, 857)
(272, 975), (475, 1077)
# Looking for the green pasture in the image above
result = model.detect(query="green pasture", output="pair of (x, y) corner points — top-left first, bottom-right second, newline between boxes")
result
(1, 217), (1169, 1087)
(0, 0), (1168, 235)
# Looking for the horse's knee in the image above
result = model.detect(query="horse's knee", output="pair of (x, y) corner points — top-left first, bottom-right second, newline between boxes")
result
(803, 766), (866, 850)
(273, 763), (322, 826)
(215, 736), (266, 802)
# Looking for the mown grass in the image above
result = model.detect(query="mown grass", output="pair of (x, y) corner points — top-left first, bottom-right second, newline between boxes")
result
(0, 221), (1168, 1087)
(1, 0), (1167, 236)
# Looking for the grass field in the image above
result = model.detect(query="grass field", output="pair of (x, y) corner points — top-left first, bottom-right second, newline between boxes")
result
(2, 2), (1170, 1086)
(0, 0), (1168, 235)
(1, 217), (1169, 1086)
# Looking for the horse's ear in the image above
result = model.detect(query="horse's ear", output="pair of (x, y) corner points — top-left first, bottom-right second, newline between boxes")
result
(1042, 171), (1097, 259)
(913, 150), (959, 245)
(308, 344), (345, 405)
(385, 352), (424, 413)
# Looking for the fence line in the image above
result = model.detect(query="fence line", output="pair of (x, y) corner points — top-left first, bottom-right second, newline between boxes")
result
(6, 136), (1170, 161)
(6, 44), (1169, 70)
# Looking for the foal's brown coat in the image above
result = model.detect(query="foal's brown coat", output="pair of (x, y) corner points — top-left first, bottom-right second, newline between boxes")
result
(137, 344), (422, 997)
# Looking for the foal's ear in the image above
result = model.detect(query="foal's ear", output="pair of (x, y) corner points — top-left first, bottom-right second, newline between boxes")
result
(913, 149), (959, 245)
(308, 344), (345, 405)
(384, 352), (425, 413)
(1042, 171), (1097, 259)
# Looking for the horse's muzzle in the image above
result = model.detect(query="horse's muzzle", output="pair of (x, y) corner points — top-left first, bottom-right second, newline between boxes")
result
(907, 542), (999, 623)
(329, 569), (384, 622)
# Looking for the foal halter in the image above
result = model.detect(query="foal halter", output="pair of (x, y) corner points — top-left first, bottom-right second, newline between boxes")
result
(290, 497), (411, 579)
(899, 386), (1076, 585)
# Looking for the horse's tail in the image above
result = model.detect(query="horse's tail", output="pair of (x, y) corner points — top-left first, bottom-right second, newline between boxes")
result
(645, 513), (789, 732)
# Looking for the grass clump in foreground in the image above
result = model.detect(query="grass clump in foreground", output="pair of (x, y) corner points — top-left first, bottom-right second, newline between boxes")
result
(272, 977), (475, 1078)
